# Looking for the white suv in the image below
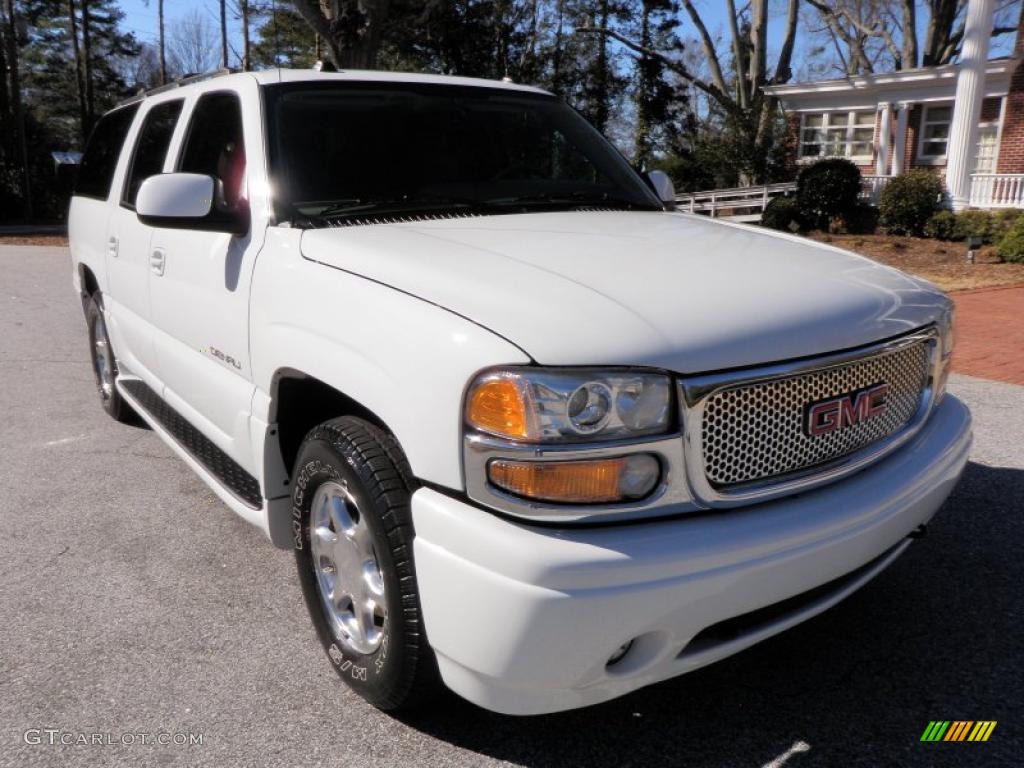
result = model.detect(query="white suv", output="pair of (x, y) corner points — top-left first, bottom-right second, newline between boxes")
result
(69, 69), (971, 715)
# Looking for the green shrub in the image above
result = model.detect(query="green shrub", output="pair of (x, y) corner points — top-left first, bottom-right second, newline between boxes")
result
(797, 158), (862, 229)
(761, 195), (801, 231)
(997, 214), (1024, 263)
(990, 208), (1024, 241)
(878, 170), (944, 236)
(953, 209), (994, 243)
(839, 203), (879, 234)
(924, 210), (957, 240)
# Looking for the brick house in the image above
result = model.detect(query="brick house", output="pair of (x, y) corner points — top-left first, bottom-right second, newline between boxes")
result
(763, 0), (1024, 210)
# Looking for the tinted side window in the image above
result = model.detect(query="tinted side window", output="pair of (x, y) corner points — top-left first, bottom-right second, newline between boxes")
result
(122, 99), (184, 207)
(75, 103), (140, 200)
(179, 92), (246, 211)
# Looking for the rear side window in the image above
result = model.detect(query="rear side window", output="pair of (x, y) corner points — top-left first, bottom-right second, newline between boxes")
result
(74, 103), (140, 200)
(122, 99), (184, 207)
(178, 92), (246, 211)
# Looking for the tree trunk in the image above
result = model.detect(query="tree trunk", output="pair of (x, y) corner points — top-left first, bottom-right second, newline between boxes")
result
(593, 0), (610, 133)
(68, 0), (89, 146)
(633, 1), (652, 166)
(220, 0), (229, 68)
(241, 0), (252, 71)
(0, 20), (9, 160)
(923, 0), (960, 66)
(901, 0), (918, 69)
(293, 0), (389, 69)
(551, 0), (565, 94)
(3, 0), (31, 218)
(749, 0), (768, 106)
(158, 0), (167, 83)
(81, 0), (95, 135)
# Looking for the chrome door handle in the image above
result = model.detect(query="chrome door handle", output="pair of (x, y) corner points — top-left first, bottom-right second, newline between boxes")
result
(107, 236), (119, 258)
(150, 248), (166, 276)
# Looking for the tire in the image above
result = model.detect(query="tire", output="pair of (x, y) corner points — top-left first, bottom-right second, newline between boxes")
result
(292, 416), (441, 711)
(85, 293), (133, 423)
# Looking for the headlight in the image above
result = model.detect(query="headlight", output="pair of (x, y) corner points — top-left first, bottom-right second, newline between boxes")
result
(465, 368), (672, 443)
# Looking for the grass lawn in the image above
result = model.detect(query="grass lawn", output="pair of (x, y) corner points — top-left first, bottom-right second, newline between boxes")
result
(807, 232), (1024, 292)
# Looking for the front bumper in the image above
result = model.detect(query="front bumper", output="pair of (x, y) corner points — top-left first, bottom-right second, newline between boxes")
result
(412, 396), (972, 715)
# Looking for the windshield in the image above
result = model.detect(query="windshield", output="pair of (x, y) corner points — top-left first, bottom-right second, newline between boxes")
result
(263, 81), (663, 224)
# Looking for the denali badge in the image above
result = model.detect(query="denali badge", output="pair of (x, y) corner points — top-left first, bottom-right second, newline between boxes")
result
(804, 382), (890, 437)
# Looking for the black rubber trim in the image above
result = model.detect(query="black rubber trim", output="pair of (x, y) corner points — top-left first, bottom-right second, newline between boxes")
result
(678, 542), (904, 658)
(121, 379), (263, 508)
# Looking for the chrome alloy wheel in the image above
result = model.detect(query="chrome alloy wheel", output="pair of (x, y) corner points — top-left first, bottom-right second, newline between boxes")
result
(91, 312), (115, 400)
(310, 481), (387, 655)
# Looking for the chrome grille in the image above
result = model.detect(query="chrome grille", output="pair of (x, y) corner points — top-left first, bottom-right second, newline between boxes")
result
(698, 340), (931, 488)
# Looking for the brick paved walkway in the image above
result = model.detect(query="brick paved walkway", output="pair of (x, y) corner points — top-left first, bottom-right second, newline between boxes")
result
(951, 285), (1024, 386)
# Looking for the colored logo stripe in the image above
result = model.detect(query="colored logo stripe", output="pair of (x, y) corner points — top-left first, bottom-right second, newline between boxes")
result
(969, 722), (998, 742)
(944, 721), (972, 741)
(920, 721), (996, 742)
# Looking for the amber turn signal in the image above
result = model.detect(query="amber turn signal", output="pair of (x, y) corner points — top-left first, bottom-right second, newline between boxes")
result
(466, 376), (531, 439)
(487, 455), (660, 504)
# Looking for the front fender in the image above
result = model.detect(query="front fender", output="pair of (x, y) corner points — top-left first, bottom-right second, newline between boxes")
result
(250, 228), (530, 490)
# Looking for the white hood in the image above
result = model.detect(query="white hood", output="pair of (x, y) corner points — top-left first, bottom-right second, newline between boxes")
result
(300, 211), (949, 373)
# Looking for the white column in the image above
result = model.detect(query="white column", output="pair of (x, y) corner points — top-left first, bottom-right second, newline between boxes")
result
(891, 102), (910, 176)
(945, 0), (995, 210)
(876, 102), (893, 176)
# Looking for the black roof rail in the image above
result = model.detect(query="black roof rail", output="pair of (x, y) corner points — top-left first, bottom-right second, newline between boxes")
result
(118, 68), (242, 107)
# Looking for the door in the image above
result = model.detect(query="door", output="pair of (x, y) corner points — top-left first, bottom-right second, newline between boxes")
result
(973, 123), (999, 174)
(149, 86), (265, 470)
(69, 102), (140, 308)
(105, 97), (185, 385)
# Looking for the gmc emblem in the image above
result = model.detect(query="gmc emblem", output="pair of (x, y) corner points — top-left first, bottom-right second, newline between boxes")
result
(804, 382), (890, 437)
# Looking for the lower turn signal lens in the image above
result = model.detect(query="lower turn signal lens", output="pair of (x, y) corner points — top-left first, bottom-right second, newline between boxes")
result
(487, 454), (660, 504)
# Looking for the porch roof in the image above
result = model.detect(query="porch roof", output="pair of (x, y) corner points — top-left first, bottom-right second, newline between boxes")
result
(763, 57), (1018, 112)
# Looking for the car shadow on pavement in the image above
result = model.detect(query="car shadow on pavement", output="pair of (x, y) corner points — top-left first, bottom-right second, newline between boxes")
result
(398, 461), (1021, 768)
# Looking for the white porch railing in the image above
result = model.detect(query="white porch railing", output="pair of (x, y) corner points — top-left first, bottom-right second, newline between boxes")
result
(860, 175), (892, 204)
(969, 174), (1024, 208)
(675, 175), (895, 221)
(675, 182), (796, 222)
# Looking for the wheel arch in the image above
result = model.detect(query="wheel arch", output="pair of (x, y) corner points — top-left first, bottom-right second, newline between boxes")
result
(78, 263), (100, 312)
(263, 366), (407, 550)
(269, 367), (396, 483)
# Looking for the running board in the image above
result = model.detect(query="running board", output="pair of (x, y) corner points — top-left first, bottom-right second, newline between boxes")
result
(120, 378), (263, 508)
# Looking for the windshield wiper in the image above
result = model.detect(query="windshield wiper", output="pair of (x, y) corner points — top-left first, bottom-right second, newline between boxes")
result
(312, 194), (485, 218)
(484, 190), (657, 210)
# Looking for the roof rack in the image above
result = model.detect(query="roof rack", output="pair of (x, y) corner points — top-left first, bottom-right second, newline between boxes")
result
(118, 68), (241, 107)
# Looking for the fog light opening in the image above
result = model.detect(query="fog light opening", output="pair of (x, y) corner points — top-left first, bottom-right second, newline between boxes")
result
(606, 640), (634, 667)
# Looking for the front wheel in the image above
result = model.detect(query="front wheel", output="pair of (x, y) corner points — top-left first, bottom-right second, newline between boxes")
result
(85, 294), (133, 423)
(292, 416), (440, 711)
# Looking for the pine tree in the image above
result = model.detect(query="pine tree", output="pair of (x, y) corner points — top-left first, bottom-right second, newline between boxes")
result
(20, 0), (138, 144)
(251, 4), (315, 69)
(628, 0), (685, 167)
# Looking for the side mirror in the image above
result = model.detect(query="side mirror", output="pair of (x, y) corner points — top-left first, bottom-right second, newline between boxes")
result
(646, 170), (676, 205)
(136, 173), (248, 235)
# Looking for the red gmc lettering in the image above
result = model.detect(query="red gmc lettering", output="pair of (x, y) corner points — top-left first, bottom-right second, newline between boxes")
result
(807, 383), (890, 436)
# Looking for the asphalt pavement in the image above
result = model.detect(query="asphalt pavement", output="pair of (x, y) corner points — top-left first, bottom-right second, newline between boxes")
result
(1, 245), (1021, 768)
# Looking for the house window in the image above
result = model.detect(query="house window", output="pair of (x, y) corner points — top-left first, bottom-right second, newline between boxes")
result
(919, 105), (952, 159)
(799, 111), (875, 161)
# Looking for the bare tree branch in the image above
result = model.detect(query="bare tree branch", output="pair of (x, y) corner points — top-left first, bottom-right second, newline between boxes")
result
(679, 0), (729, 97)
(724, 0), (747, 109)
(581, 25), (736, 115)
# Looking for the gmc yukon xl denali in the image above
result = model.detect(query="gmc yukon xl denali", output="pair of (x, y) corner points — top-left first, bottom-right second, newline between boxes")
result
(69, 69), (972, 715)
